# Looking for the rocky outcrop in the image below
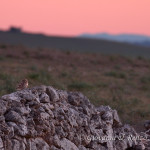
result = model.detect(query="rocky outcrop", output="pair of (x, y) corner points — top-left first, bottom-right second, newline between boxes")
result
(0, 86), (146, 150)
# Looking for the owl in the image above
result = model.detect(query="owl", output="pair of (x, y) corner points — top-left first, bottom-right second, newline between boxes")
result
(16, 79), (28, 91)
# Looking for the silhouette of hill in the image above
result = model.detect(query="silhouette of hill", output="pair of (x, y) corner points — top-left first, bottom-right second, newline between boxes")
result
(0, 29), (150, 58)
(80, 33), (150, 47)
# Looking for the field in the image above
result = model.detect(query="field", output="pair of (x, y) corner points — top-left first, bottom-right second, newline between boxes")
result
(0, 44), (150, 131)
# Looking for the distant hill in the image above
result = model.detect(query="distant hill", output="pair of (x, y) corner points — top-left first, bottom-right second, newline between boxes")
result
(80, 33), (150, 47)
(0, 29), (150, 58)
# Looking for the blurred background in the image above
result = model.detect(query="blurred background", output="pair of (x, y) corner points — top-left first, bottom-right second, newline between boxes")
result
(0, 0), (150, 130)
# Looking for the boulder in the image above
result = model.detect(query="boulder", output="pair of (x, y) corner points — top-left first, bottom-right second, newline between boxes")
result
(0, 86), (145, 150)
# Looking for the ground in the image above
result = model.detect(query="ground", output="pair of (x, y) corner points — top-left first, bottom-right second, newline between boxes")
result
(0, 44), (150, 130)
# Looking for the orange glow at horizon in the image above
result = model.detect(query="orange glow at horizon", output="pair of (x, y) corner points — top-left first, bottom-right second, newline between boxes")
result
(0, 0), (150, 36)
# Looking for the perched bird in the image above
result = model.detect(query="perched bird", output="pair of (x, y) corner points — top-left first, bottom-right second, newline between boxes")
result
(16, 79), (28, 91)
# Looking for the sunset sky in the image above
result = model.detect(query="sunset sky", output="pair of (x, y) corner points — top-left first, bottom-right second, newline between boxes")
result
(0, 0), (150, 36)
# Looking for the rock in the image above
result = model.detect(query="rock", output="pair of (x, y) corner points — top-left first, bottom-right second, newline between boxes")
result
(46, 86), (59, 102)
(0, 137), (4, 150)
(12, 139), (26, 150)
(39, 93), (50, 103)
(68, 93), (81, 106)
(53, 135), (61, 148)
(32, 85), (47, 93)
(0, 99), (7, 115)
(60, 138), (79, 150)
(0, 86), (145, 150)
(29, 138), (50, 150)
(5, 110), (26, 124)
(78, 145), (87, 150)
(144, 120), (150, 130)
(112, 110), (122, 127)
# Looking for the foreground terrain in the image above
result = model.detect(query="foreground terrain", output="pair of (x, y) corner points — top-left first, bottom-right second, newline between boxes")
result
(0, 85), (145, 150)
(0, 44), (150, 127)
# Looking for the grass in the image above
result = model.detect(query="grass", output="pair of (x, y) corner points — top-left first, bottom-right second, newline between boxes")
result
(1, 45), (150, 128)
(28, 73), (39, 80)
(0, 74), (16, 95)
(95, 82), (108, 88)
(137, 56), (144, 60)
(60, 71), (69, 78)
(105, 71), (127, 79)
(29, 65), (38, 71)
(28, 70), (52, 85)
(140, 76), (150, 84)
(68, 82), (93, 91)
(0, 73), (10, 80)
(0, 56), (6, 61)
(0, 44), (7, 49)
(4, 77), (16, 93)
(22, 51), (30, 57)
(109, 55), (117, 62)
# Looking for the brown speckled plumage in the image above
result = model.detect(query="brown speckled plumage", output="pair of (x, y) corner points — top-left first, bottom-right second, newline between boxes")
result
(16, 79), (28, 91)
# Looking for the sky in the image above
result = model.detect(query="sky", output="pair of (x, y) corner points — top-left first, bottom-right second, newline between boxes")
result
(0, 0), (150, 36)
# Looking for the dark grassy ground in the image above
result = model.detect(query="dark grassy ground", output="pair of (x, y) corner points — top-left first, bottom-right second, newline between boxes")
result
(0, 44), (150, 130)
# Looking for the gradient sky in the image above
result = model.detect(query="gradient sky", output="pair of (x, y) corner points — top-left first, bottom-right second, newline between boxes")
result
(0, 0), (150, 36)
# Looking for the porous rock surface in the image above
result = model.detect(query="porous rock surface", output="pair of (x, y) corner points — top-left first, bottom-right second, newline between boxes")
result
(0, 86), (145, 150)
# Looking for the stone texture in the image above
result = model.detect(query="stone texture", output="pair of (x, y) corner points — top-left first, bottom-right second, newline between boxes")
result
(0, 85), (145, 150)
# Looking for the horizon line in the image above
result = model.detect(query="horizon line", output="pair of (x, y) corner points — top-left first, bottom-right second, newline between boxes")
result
(1, 27), (150, 38)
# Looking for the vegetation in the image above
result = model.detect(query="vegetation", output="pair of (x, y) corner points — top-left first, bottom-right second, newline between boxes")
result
(68, 82), (93, 91)
(105, 71), (126, 79)
(0, 44), (150, 127)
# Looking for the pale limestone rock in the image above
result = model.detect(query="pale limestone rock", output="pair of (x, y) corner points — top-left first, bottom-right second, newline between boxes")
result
(0, 86), (145, 150)
(60, 138), (79, 150)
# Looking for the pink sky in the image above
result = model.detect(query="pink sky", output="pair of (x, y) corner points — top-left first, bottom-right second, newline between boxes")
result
(0, 0), (150, 36)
